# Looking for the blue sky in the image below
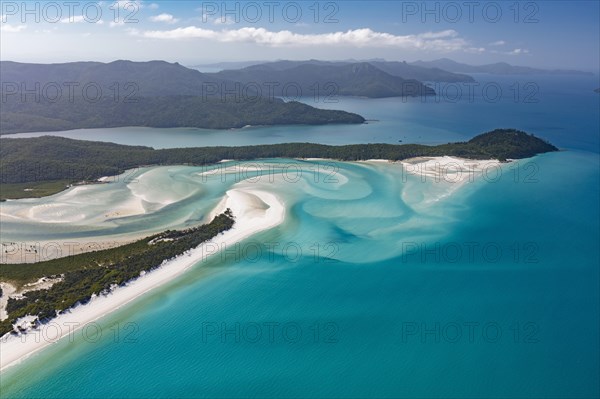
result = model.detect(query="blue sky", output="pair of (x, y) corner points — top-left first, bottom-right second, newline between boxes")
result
(1, 0), (598, 70)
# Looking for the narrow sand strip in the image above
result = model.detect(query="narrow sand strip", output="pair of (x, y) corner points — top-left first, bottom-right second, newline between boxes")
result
(0, 187), (285, 372)
(399, 156), (502, 184)
(361, 156), (502, 185)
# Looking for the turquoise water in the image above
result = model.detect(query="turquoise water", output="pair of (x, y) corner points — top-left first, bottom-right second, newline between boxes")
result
(9, 75), (600, 152)
(0, 75), (599, 398)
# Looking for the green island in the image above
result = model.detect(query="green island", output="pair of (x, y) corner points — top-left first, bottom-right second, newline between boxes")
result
(0, 96), (365, 134)
(209, 62), (436, 98)
(0, 210), (235, 336)
(0, 60), (370, 134)
(0, 129), (558, 200)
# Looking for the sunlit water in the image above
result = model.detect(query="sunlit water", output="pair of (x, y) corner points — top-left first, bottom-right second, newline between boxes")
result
(0, 74), (598, 398)
(8, 74), (600, 152)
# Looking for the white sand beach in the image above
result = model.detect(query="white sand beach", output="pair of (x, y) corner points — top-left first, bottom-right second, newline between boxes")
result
(0, 186), (286, 372)
(399, 156), (502, 184)
(361, 156), (502, 185)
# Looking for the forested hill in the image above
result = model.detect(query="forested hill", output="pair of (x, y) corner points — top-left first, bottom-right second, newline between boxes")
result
(0, 95), (365, 134)
(0, 129), (558, 186)
(0, 60), (365, 134)
(209, 59), (474, 83)
(208, 62), (436, 98)
(0, 60), (230, 98)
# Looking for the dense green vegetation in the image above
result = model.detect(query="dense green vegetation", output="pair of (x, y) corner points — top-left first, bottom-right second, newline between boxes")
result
(0, 129), (559, 334)
(0, 210), (234, 336)
(213, 59), (474, 83)
(0, 129), (558, 192)
(0, 60), (228, 98)
(210, 62), (436, 98)
(0, 95), (365, 135)
(0, 60), (365, 134)
(0, 180), (73, 200)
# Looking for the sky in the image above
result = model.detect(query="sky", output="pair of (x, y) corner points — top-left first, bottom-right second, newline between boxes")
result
(0, 0), (598, 70)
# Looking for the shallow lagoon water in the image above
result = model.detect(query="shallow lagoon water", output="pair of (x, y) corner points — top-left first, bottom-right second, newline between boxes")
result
(0, 74), (599, 398)
(1, 152), (598, 398)
(8, 75), (599, 152)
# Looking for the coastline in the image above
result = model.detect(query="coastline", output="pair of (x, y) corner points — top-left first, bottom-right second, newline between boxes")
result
(0, 238), (140, 265)
(1, 156), (504, 263)
(0, 155), (523, 371)
(0, 186), (286, 372)
(360, 156), (503, 187)
(398, 156), (502, 185)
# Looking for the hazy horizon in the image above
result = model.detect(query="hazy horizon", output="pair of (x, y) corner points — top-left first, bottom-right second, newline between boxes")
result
(1, 1), (598, 71)
(1, 57), (598, 74)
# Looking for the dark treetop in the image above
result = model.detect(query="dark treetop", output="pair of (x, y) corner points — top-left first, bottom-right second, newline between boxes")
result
(0, 60), (365, 134)
(0, 129), (558, 186)
(0, 210), (235, 336)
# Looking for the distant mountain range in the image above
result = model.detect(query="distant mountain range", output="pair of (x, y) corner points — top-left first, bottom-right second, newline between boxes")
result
(196, 58), (593, 78)
(1, 58), (468, 134)
(411, 58), (593, 76)
(208, 61), (437, 99)
(193, 61), (271, 71)
(200, 59), (474, 83)
(0, 60), (365, 134)
(0, 60), (234, 98)
(2, 58), (591, 135)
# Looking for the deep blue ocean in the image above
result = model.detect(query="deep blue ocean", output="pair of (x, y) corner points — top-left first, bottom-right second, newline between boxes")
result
(1, 74), (599, 398)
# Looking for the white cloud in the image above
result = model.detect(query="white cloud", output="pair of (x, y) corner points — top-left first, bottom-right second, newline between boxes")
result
(0, 23), (27, 33)
(418, 30), (459, 40)
(135, 27), (468, 52)
(109, 21), (125, 28)
(489, 40), (506, 46)
(148, 3), (159, 9)
(466, 47), (486, 53)
(490, 48), (530, 56)
(509, 48), (529, 55)
(150, 13), (179, 24)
